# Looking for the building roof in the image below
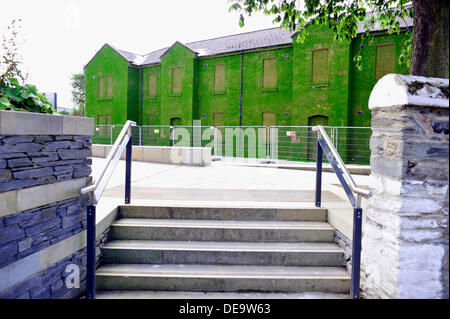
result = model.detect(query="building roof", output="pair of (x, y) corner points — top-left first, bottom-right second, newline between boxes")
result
(356, 16), (413, 34)
(137, 27), (294, 66)
(99, 16), (413, 67)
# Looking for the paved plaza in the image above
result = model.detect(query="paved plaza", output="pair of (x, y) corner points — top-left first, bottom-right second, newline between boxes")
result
(93, 157), (371, 222)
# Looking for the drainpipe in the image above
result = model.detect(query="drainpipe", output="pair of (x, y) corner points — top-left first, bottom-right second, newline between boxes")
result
(140, 68), (144, 127)
(238, 50), (243, 157)
(239, 50), (243, 127)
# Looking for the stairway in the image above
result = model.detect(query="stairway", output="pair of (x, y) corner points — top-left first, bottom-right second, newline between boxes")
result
(95, 206), (350, 299)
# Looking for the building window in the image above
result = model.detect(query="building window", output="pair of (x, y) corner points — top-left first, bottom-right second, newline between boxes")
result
(262, 58), (277, 88)
(105, 114), (112, 136)
(98, 76), (105, 98)
(144, 114), (155, 137)
(311, 49), (329, 84)
(105, 114), (111, 126)
(214, 64), (225, 92)
(172, 67), (182, 94)
(96, 114), (112, 136)
(96, 114), (104, 126)
(148, 72), (157, 97)
(262, 111), (276, 140)
(375, 44), (395, 80)
(106, 74), (113, 97)
(98, 75), (112, 98)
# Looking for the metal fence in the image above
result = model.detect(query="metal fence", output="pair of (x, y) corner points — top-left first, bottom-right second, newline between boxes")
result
(93, 125), (372, 165)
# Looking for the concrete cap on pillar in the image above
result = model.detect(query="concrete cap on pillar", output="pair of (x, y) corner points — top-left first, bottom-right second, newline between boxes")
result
(368, 73), (449, 110)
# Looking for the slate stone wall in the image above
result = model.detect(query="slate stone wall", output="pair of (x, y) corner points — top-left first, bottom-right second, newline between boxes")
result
(334, 230), (352, 273)
(0, 247), (88, 299)
(0, 135), (92, 192)
(0, 132), (93, 299)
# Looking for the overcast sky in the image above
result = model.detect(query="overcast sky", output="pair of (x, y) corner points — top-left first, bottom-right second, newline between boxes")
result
(0, 0), (279, 109)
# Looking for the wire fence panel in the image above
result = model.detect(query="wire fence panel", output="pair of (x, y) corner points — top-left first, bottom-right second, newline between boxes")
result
(333, 127), (372, 165)
(91, 124), (371, 165)
(216, 126), (269, 160)
(111, 125), (141, 146)
(271, 126), (334, 163)
(93, 125), (113, 145)
(141, 126), (172, 147)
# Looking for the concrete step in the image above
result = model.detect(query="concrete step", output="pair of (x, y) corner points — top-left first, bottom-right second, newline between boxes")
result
(96, 264), (350, 293)
(96, 290), (349, 299)
(102, 240), (344, 266)
(119, 205), (327, 222)
(110, 218), (335, 242)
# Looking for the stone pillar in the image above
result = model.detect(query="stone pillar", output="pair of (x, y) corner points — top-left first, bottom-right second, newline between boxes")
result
(361, 74), (449, 299)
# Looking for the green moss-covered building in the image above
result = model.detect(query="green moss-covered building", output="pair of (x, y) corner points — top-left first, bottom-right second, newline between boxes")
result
(84, 20), (412, 162)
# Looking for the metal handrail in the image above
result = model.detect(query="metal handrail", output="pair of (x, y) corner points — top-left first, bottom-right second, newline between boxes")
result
(313, 125), (372, 300)
(81, 120), (135, 300)
(313, 125), (372, 204)
(81, 120), (136, 203)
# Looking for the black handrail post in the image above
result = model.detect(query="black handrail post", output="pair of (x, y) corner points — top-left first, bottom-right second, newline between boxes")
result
(125, 135), (132, 204)
(315, 139), (323, 207)
(350, 207), (363, 299)
(86, 204), (96, 299)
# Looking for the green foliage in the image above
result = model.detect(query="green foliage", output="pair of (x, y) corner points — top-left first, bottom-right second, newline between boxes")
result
(56, 106), (83, 117)
(0, 76), (54, 113)
(0, 19), (53, 114)
(71, 72), (85, 115)
(229, 0), (413, 70)
(399, 32), (412, 68)
(57, 109), (71, 115)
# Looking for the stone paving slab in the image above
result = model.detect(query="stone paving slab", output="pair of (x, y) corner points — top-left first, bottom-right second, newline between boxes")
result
(103, 186), (344, 203)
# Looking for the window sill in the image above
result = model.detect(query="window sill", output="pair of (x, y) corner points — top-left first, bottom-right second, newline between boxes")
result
(310, 83), (329, 89)
(97, 97), (113, 101)
(261, 88), (277, 92)
(212, 91), (226, 95)
(144, 96), (157, 101)
(171, 93), (182, 97)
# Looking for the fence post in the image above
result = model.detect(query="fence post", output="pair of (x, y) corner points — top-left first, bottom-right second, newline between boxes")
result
(110, 125), (114, 145)
(86, 204), (96, 299)
(214, 127), (218, 158)
(315, 138), (323, 207)
(125, 134), (132, 204)
(351, 206), (363, 299)
(139, 126), (142, 146)
(238, 127), (242, 158)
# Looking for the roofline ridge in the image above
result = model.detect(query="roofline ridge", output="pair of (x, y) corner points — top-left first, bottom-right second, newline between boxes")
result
(185, 26), (288, 46)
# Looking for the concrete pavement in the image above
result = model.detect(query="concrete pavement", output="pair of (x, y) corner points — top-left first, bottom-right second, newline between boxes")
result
(91, 157), (370, 240)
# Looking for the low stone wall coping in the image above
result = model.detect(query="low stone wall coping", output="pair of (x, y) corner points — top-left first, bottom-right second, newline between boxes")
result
(92, 144), (212, 166)
(0, 110), (94, 136)
(369, 74), (449, 110)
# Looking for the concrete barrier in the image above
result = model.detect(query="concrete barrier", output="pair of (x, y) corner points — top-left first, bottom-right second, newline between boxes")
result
(92, 144), (211, 166)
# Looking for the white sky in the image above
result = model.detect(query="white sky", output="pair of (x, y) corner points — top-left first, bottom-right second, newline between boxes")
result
(0, 0), (278, 109)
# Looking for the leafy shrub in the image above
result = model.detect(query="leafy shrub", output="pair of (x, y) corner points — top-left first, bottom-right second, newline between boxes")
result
(0, 19), (53, 114)
(0, 78), (53, 113)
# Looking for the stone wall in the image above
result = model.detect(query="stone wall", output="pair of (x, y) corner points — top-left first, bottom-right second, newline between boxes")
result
(333, 230), (352, 273)
(0, 135), (92, 192)
(361, 74), (449, 299)
(0, 111), (94, 299)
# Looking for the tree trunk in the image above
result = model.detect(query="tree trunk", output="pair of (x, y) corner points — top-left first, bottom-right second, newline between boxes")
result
(410, 0), (449, 78)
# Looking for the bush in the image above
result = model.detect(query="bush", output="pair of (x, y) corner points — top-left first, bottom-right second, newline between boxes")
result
(0, 19), (53, 114)
(0, 78), (54, 113)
